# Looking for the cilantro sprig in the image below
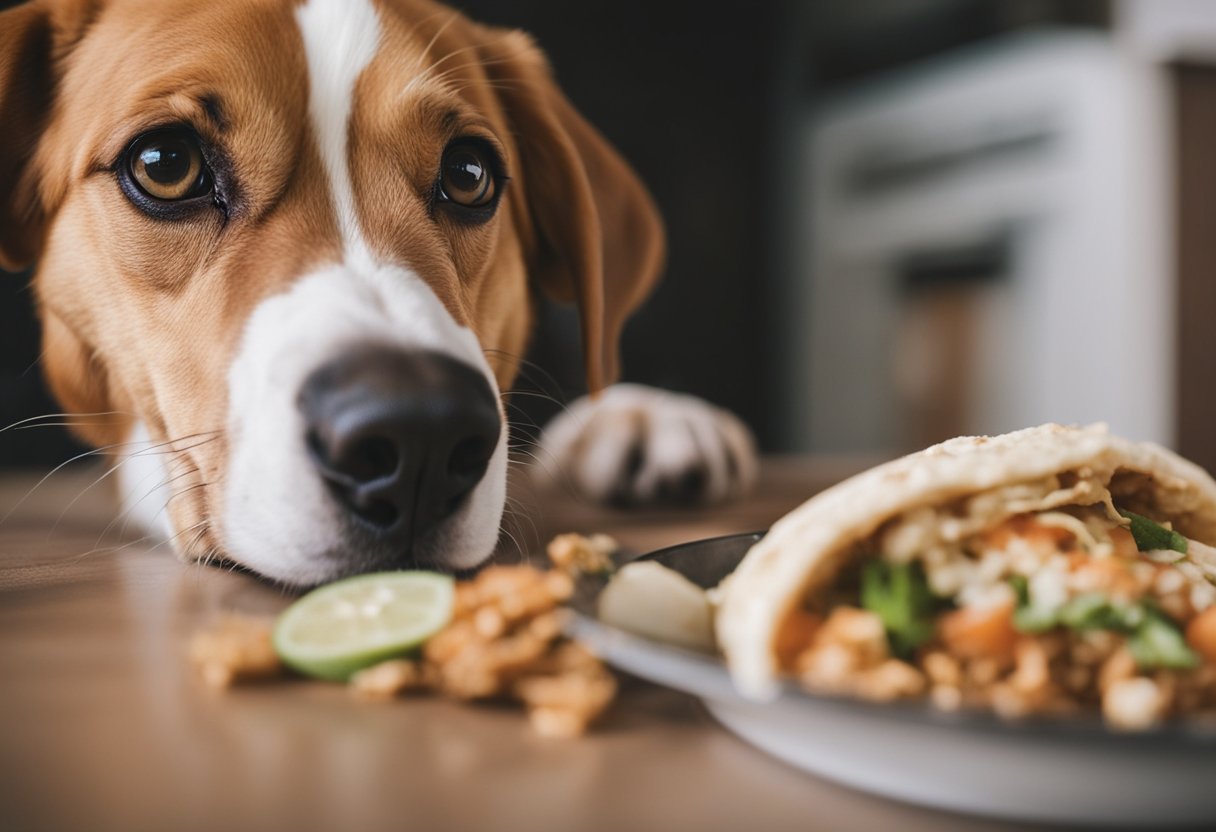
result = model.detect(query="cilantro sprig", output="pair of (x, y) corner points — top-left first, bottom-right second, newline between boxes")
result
(1008, 577), (1198, 670)
(1117, 509), (1189, 554)
(860, 561), (939, 658)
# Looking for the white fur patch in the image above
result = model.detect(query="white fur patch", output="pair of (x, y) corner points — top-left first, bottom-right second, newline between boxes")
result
(537, 384), (758, 505)
(116, 422), (175, 543)
(295, 0), (381, 261)
(215, 0), (506, 584)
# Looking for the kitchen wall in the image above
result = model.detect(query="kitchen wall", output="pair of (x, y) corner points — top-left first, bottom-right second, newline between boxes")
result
(775, 0), (1216, 472)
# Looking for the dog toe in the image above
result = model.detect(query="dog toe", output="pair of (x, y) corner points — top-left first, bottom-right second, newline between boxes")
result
(535, 384), (757, 506)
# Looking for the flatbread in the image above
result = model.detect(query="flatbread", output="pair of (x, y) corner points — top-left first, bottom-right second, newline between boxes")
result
(717, 423), (1216, 699)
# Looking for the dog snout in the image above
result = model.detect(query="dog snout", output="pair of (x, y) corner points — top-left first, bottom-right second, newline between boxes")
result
(297, 345), (501, 550)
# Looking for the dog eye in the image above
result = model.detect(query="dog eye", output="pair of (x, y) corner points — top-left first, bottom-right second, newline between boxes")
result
(438, 141), (498, 209)
(126, 130), (211, 202)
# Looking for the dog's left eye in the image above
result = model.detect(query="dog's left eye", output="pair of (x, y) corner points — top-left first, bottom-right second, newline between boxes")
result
(124, 130), (212, 203)
(437, 140), (500, 211)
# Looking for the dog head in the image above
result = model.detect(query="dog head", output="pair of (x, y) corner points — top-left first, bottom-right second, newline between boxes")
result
(0, 0), (664, 584)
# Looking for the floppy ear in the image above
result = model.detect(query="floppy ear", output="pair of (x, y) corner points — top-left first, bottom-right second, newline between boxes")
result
(0, 0), (99, 272)
(480, 31), (666, 393)
(0, 1), (56, 273)
(1, 0), (117, 441)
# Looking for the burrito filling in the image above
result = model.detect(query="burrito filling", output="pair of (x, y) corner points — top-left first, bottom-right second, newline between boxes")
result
(774, 474), (1216, 730)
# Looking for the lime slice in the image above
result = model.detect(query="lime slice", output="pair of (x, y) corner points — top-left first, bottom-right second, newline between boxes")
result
(273, 571), (455, 681)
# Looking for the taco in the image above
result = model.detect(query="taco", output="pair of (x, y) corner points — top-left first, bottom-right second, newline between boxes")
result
(717, 424), (1216, 729)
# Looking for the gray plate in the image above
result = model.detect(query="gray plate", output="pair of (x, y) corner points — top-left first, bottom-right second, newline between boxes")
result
(566, 532), (1216, 827)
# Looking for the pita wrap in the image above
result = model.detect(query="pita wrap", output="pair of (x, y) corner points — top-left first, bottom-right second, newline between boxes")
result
(717, 423), (1216, 700)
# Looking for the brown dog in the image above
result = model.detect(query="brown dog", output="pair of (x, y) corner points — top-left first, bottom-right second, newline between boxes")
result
(0, 0), (756, 584)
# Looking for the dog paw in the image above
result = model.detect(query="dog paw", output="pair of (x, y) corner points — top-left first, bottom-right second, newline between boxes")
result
(534, 384), (758, 505)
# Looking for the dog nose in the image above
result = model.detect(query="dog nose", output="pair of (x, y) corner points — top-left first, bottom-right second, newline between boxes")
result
(297, 346), (501, 548)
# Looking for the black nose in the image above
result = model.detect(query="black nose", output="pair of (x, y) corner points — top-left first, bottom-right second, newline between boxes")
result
(297, 346), (501, 549)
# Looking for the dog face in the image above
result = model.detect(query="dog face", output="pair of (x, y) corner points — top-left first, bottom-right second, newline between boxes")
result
(0, 0), (663, 584)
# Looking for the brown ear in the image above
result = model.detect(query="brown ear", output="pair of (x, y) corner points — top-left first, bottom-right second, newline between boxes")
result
(479, 31), (665, 393)
(0, 0), (99, 272)
(0, 2), (54, 272)
(2, 1), (116, 441)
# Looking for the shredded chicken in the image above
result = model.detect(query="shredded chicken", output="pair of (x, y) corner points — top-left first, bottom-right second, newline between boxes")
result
(192, 535), (619, 739)
(781, 481), (1216, 730)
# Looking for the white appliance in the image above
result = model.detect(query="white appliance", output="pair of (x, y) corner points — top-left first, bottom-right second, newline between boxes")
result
(785, 32), (1171, 454)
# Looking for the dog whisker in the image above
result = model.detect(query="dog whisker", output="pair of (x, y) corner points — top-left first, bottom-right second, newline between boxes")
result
(0, 409), (128, 435)
(181, 520), (215, 562)
(110, 461), (203, 543)
(420, 33), (533, 89)
(446, 78), (553, 101)
(502, 476), (543, 543)
(495, 518), (529, 564)
(150, 479), (214, 548)
(500, 500), (540, 557)
(86, 456), (195, 548)
(1, 446), (125, 528)
(483, 347), (571, 399)
(504, 389), (569, 407)
(432, 52), (535, 87)
(503, 409), (545, 443)
(43, 433), (219, 536)
(419, 39), (478, 77)
(12, 421), (116, 432)
(399, 25), (479, 102)
(507, 444), (567, 485)
(68, 515), (209, 565)
(164, 479), (211, 509)
(425, 49), (538, 94)
(400, 5), (453, 45)
(506, 445), (560, 483)
(413, 11), (461, 71)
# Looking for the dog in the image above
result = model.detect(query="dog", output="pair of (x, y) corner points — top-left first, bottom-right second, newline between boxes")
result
(0, 0), (757, 585)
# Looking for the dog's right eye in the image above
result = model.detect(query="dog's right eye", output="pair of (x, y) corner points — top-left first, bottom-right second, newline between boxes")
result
(123, 130), (212, 204)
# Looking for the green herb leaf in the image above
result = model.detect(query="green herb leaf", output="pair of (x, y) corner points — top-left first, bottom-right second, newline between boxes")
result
(1127, 606), (1200, 670)
(1013, 603), (1059, 634)
(860, 561), (938, 658)
(1009, 575), (1060, 633)
(1010, 585), (1139, 634)
(1009, 575), (1030, 606)
(1008, 565), (1198, 669)
(1117, 509), (1188, 555)
(1058, 593), (1133, 631)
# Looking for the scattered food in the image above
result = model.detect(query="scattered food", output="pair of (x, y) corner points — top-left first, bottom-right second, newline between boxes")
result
(349, 659), (433, 699)
(420, 562), (616, 735)
(547, 532), (618, 575)
(189, 614), (281, 689)
(190, 534), (619, 738)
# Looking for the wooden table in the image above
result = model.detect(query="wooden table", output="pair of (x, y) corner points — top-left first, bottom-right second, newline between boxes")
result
(0, 460), (1044, 832)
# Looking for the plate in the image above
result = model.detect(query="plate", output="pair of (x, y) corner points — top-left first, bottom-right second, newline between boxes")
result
(565, 532), (1216, 827)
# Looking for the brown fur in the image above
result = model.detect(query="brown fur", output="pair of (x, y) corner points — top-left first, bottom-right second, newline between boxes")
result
(0, 0), (665, 561)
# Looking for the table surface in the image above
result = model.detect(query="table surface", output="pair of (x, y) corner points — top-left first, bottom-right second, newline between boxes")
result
(0, 459), (1049, 832)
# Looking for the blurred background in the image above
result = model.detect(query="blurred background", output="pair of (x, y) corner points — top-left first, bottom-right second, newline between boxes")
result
(3, 0), (1216, 471)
